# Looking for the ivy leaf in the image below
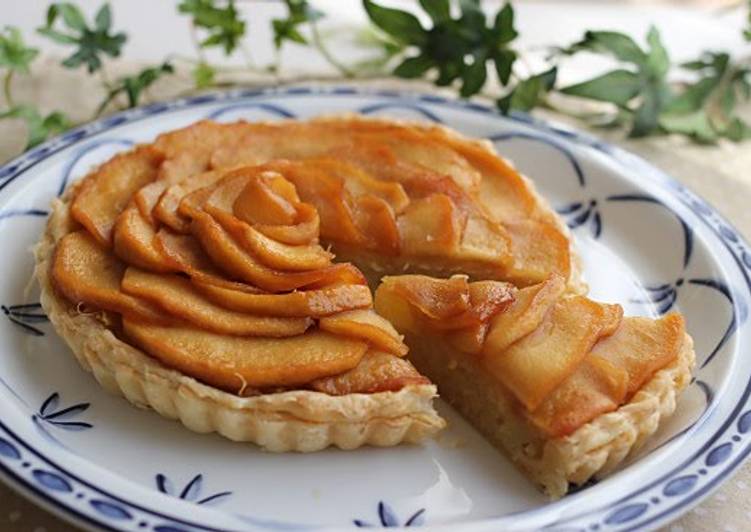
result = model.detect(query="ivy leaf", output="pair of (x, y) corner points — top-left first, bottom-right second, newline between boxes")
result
(560, 31), (646, 64)
(493, 3), (517, 44)
(460, 51), (487, 97)
(37, 3), (126, 73)
(178, 0), (246, 55)
(560, 26), (673, 137)
(499, 66), (557, 113)
(393, 55), (432, 78)
(192, 61), (215, 89)
(97, 62), (173, 115)
(364, 0), (519, 98)
(418, 0), (450, 24)
(0, 26), (39, 73)
(362, 0), (426, 46)
(659, 110), (717, 143)
(0, 105), (70, 149)
(562, 70), (641, 106)
(271, 0), (322, 49)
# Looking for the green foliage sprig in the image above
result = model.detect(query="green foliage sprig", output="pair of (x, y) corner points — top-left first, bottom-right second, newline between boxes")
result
(1, 0), (750, 152)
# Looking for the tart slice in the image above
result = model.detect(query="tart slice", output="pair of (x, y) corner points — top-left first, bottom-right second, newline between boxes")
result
(374, 275), (695, 497)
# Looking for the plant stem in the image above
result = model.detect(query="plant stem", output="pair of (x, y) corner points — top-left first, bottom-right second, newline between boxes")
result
(3, 70), (14, 108)
(310, 20), (354, 78)
(99, 67), (114, 91)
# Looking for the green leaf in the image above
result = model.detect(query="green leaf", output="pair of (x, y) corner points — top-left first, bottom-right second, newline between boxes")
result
(645, 26), (669, 77)
(659, 110), (717, 143)
(500, 66), (557, 113)
(192, 61), (215, 89)
(58, 3), (86, 32)
(563, 31), (646, 64)
(493, 3), (517, 44)
(562, 69), (641, 106)
(178, 0), (246, 55)
(458, 0), (485, 32)
(95, 4), (111, 32)
(0, 105), (71, 149)
(460, 52), (487, 97)
(418, 0), (450, 24)
(362, 0), (426, 46)
(97, 62), (173, 114)
(630, 87), (662, 137)
(37, 2), (127, 73)
(493, 48), (515, 85)
(663, 77), (720, 114)
(0, 27), (39, 73)
(36, 27), (77, 45)
(393, 55), (432, 78)
(272, 1), (326, 50)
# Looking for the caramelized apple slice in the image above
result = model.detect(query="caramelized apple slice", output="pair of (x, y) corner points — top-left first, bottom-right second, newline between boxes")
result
(484, 296), (610, 411)
(319, 309), (408, 357)
(309, 158), (410, 214)
(397, 193), (463, 256)
(122, 268), (311, 337)
(153, 120), (252, 182)
(504, 220), (571, 286)
(376, 276), (514, 332)
(177, 186), (214, 221)
(447, 323), (490, 355)
(70, 146), (163, 246)
(483, 275), (566, 355)
(123, 319), (368, 391)
(112, 205), (173, 272)
(275, 160), (364, 245)
(255, 203), (320, 245)
(352, 194), (400, 255)
(133, 181), (168, 224)
(373, 283), (421, 335)
(203, 181), (333, 271)
(381, 129), (482, 191)
(52, 231), (166, 322)
(233, 171), (299, 226)
(529, 354), (629, 437)
(446, 135), (538, 220)
(153, 169), (225, 233)
(310, 351), (429, 395)
(193, 281), (372, 317)
(591, 313), (685, 395)
(191, 212), (362, 291)
(215, 215), (333, 272)
(457, 214), (512, 266)
(154, 229), (263, 293)
(381, 275), (470, 320)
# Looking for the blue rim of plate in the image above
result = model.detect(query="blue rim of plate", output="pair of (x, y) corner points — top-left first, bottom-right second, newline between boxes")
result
(0, 85), (750, 531)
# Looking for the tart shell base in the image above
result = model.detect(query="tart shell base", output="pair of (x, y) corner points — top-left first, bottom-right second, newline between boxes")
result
(35, 191), (445, 452)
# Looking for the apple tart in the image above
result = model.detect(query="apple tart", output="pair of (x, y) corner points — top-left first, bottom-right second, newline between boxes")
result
(35, 115), (694, 496)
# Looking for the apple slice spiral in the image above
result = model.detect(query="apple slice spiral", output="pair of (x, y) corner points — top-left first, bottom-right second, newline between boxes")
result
(58, 154), (414, 395)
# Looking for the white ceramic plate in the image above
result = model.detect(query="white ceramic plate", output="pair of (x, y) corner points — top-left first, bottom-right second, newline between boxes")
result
(0, 86), (749, 532)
